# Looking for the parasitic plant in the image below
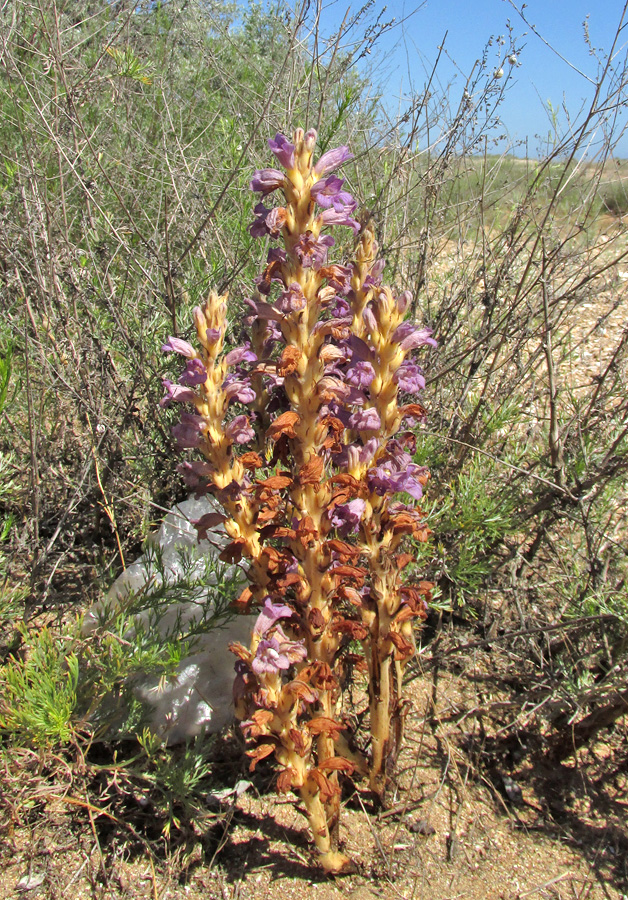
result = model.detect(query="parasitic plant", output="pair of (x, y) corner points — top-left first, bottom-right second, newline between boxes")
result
(162, 128), (435, 873)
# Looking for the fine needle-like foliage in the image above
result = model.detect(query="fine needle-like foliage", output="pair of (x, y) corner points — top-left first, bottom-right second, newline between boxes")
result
(163, 128), (435, 872)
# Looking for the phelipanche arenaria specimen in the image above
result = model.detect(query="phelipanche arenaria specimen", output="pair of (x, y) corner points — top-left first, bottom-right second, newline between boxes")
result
(163, 128), (435, 872)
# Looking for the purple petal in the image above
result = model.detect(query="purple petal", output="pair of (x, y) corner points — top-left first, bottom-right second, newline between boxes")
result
(268, 133), (295, 169)
(367, 460), (425, 500)
(172, 412), (205, 449)
(162, 336), (196, 358)
(179, 358), (207, 386)
(311, 175), (355, 210)
(224, 346), (258, 367)
(364, 258), (385, 289)
(178, 459), (215, 489)
(394, 360), (426, 394)
(313, 145), (353, 177)
(160, 379), (197, 407)
(206, 327), (222, 345)
(348, 407), (381, 431)
(345, 438), (379, 470)
(265, 207), (286, 236)
(225, 414), (255, 444)
(252, 637), (291, 675)
(254, 598), (294, 636)
(294, 232), (335, 269)
(363, 307), (377, 332)
(250, 201), (272, 238)
(223, 378), (256, 404)
(243, 297), (284, 322)
(273, 626), (307, 664)
(275, 283), (306, 314)
(345, 360), (375, 389)
(250, 168), (285, 195)
(330, 499), (366, 535)
(392, 322), (438, 351)
(320, 207), (360, 234)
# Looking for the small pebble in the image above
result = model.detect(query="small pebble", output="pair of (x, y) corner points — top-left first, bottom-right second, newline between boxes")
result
(409, 818), (435, 835)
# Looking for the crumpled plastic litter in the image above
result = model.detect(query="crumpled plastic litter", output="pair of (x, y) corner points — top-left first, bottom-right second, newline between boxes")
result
(84, 496), (255, 745)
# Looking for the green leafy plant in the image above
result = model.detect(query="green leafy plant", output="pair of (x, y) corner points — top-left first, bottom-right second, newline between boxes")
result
(106, 45), (153, 85)
(0, 626), (79, 747)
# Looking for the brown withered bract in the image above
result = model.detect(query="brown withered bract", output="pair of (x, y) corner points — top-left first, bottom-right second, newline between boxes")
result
(277, 345), (301, 376)
(247, 742), (276, 771)
(297, 454), (324, 485)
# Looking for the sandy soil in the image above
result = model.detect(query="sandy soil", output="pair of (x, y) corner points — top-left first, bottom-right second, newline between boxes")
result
(1, 646), (626, 900)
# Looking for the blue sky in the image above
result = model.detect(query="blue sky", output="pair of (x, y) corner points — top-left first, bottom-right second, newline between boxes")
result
(316, 0), (628, 156)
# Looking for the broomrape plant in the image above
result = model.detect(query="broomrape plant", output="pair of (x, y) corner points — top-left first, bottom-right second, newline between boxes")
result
(163, 128), (435, 873)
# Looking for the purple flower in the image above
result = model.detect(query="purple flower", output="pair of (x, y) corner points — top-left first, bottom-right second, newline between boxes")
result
(249, 203), (287, 240)
(254, 598), (293, 636)
(349, 407), (381, 431)
(223, 376), (256, 404)
(313, 145), (353, 177)
(294, 232), (334, 269)
(250, 168), (285, 195)
(268, 133), (296, 169)
(252, 629), (306, 676)
(330, 499), (366, 535)
(345, 360), (375, 389)
(275, 282), (306, 314)
(172, 412), (205, 449)
(331, 296), (351, 316)
(397, 291), (413, 314)
(225, 414), (255, 444)
(311, 175), (356, 211)
(243, 297), (283, 322)
(215, 479), (247, 504)
(392, 322), (438, 351)
(265, 207), (287, 236)
(394, 360), (425, 394)
(320, 207), (361, 234)
(274, 625), (307, 664)
(178, 459), (215, 490)
(250, 202), (272, 238)
(224, 346), (258, 367)
(364, 258), (385, 290)
(252, 637), (290, 675)
(346, 438), (379, 470)
(179, 358), (207, 386)
(162, 336), (196, 358)
(367, 455), (426, 500)
(160, 379), (197, 407)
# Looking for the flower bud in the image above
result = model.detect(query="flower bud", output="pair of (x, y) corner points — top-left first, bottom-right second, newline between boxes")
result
(304, 129), (317, 152)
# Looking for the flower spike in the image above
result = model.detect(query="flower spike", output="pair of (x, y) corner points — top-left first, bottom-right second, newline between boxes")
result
(163, 127), (435, 873)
